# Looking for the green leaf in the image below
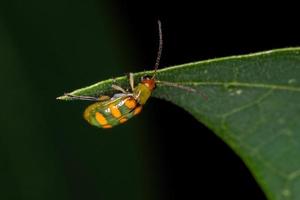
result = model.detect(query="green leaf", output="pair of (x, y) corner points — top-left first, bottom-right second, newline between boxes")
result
(57, 47), (300, 200)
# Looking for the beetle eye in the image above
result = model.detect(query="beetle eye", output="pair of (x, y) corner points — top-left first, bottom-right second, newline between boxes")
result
(141, 75), (152, 81)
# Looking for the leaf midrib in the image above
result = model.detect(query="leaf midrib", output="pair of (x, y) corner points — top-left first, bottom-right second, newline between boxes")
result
(159, 81), (300, 92)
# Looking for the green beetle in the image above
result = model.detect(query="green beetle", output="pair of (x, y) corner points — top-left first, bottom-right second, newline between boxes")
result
(64, 20), (206, 129)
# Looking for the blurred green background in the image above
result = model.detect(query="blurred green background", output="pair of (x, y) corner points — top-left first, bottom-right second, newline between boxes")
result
(2, 0), (297, 199)
(0, 1), (159, 199)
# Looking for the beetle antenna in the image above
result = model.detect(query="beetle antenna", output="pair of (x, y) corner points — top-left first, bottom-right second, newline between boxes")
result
(156, 80), (208, 100)
(152, 20), (163, 80)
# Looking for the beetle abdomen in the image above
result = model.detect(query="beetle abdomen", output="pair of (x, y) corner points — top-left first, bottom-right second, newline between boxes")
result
(84, 96), (142, 128)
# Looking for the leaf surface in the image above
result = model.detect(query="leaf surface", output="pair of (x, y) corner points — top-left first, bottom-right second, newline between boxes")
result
(58, 48), (300, 200)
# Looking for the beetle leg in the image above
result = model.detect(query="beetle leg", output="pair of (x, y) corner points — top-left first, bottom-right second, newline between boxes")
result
(112, 84), (127, 94)
(134, 90), (141, 99)
(98, 95), (110, 101)
(128, 73), (134, 91)
(64, 93), (100, 101)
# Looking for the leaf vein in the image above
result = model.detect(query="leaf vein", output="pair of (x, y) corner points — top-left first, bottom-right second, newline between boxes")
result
(170, 81), (300, 92)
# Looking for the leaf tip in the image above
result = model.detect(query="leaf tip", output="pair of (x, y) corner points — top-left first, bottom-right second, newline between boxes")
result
(56, 95), (68, 100)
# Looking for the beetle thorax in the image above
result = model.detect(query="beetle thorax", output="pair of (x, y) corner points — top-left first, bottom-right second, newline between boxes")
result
(134, 83), (153, 105)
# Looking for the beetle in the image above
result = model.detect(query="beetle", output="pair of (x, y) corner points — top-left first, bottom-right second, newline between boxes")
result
(65, 20), (206, 128)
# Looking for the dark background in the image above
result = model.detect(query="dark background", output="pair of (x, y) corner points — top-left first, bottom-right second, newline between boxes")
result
(0, 0), (298, 199)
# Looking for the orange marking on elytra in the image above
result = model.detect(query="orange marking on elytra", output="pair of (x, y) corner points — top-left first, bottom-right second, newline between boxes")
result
(109, 104), (121, 118)
(119, 117), (127, 124)
(103, 124), (112, 129)
(95, 112), (108, 125)
(125, 98), (137, 109)
(133, 106), (142, 116)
